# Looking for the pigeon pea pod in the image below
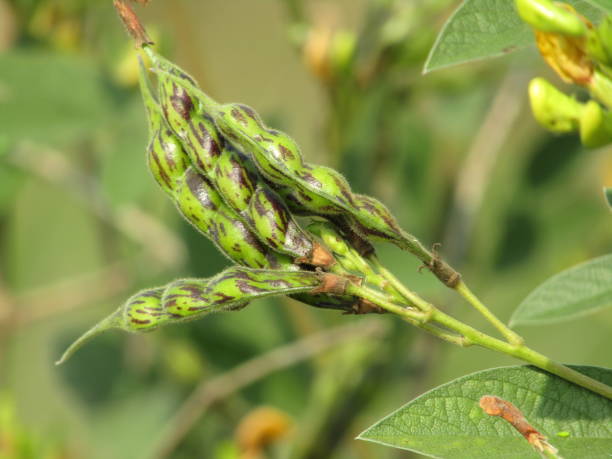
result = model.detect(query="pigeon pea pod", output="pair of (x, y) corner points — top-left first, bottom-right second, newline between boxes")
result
(175, 168), (295, 269)
(156, 65), (407, 240)
(154, 63), (459, 286)
(57, 267), (336, 364)
(154, 66), (332, 267)
(139, 63), (294, 270)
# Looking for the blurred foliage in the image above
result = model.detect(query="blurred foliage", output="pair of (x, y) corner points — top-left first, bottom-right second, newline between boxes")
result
(0, 0), (610, 458)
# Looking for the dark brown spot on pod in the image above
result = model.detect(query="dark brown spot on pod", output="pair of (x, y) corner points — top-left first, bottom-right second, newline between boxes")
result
(131, 318), (152, 325)
(231, 108), (248, 126)
(170, 84), (194, 120)
(278, 144), (296, 160)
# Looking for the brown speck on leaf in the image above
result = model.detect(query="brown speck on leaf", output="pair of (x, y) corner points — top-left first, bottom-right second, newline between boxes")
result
(113, 0), (153, 47)
(479, 396), (559, 455)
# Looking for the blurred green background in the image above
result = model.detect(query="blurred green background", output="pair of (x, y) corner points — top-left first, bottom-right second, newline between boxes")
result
(0, 0), (610, 458)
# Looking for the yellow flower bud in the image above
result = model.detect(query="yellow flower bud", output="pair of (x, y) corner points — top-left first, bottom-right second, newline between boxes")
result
(579, 100), (612, 148)
(528, 77), (583, 132)
(533, 4), (593, 85)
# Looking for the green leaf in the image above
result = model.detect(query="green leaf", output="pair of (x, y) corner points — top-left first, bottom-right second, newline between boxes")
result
(424, 0), (603, 73)
(586, 0), (612, 14)
(358, 365), (612, 458)
(605, 187), (612, 209)
(0, 51), (112, 147)
(56, 267), (330, 364)
(510, 254), (612, 326)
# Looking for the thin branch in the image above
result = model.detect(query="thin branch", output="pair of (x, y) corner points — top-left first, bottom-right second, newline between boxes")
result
(151, 320), (388, 459)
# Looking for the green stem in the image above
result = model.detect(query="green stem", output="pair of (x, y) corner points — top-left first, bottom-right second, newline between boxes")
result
(348, 277), (612, 400)
(367, 256), (433, 312)
(370, 256), (523, 345)
(454, 281), (524, 345)
(345, 284), (468, 347)
(428, 307), (612, 400)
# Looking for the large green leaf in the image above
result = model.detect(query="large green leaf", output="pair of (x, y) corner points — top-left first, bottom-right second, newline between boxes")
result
(510, 254), (612, 326)
(359, 365), (612, 458)
(605, 187), (612, 209)
(424, 0), (603, 73)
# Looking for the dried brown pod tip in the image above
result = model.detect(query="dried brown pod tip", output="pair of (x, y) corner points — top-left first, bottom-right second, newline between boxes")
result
(479, 395), (559, 455)
(113, 0), (153, 47)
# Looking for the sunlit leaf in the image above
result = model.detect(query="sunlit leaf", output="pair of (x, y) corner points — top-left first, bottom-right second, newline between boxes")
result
(510, 254), (612, 326)
(424, 0), (603, 73)
(359, 365), (612, 458)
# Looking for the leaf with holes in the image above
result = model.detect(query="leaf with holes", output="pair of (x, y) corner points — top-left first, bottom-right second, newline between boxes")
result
(424, 0), (603, 73)
(358, 365), (612, 458)
(510, 254), (612, 326)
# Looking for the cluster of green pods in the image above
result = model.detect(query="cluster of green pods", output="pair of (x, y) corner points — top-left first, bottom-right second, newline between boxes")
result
(138, 59), (370, 313)
(149, 51), (415, 252)
(140, 64), (295, 270)
(150, 59), (332, 268)
(146, 49), (459, 287)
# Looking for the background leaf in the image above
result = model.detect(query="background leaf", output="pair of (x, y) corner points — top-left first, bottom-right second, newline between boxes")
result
(0, 52), (113, 148)
(586, 0), (612, 13)
(510, 254), (612, 326)
(605, 187), (612, 209)
(359, 365), (612, 459)
(424, 0), (604, 73)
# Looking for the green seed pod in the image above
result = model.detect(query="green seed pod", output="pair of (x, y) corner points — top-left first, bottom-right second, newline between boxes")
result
(515, 0), (586, 36)
(57, 267), (338, 364)
(139, 58), (191, 196)
(290, 293), (382, 314)
(139, 61), (293, 270)
(214, 103), (424, 251)
(528, 77), (582, 132)
(148, 49), (461, 288)
(175, 167), (294, 269)
(579, 100), (612, 148)
(154, 67), (333, 268)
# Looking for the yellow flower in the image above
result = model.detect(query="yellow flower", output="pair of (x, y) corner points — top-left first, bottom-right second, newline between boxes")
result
(534, 4), (594, 85)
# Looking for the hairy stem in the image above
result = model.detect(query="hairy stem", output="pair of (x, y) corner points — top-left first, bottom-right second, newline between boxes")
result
(370, 255), (523, 345)
(345, 284), (468, 347)
(367, 284), (612, 399)
(454, 281), (524, 345)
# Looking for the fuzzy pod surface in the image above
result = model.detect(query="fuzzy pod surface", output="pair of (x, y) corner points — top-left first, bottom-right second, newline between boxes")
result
(57, 267), (332, 364)
(152, 55), (332, 268)
(150, 54), (460, 287)
(139, 62), (294, 270)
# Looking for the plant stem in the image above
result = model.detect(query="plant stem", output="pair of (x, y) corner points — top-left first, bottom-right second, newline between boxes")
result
(345, 284), (468, 347)
(369, 256), (524, 345)
(414, 302), (612, 400)
(454, 281), (524, 345)
(367, 256), (433, 312)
